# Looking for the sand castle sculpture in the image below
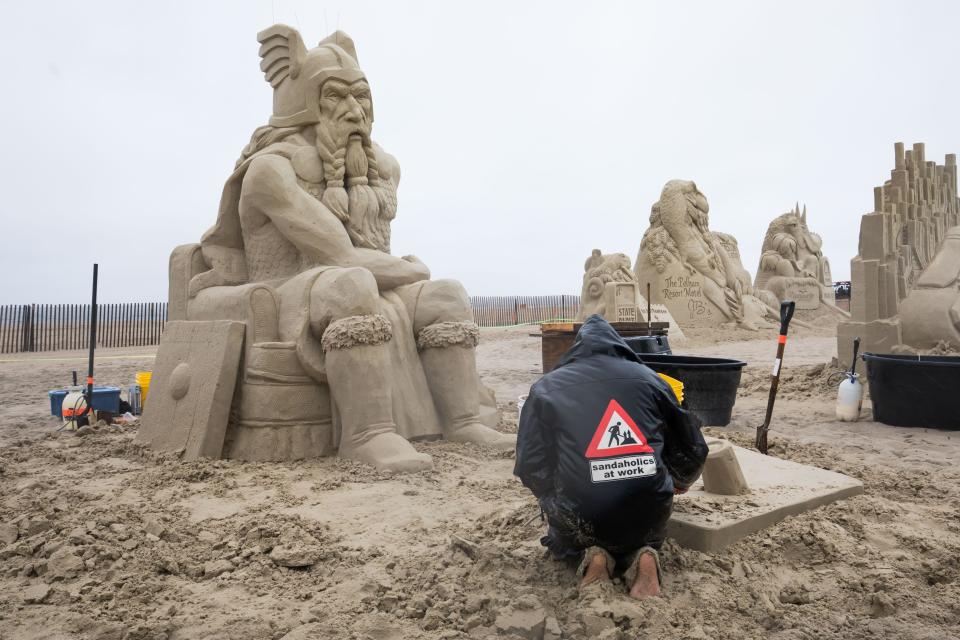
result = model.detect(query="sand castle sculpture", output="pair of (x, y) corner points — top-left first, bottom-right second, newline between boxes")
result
(836, 143), (960, 367)
(576, 249), (684, 337)
(138, 25), (512, 471)
(754, 204), (840, 313)
(634, 180), (778, 330)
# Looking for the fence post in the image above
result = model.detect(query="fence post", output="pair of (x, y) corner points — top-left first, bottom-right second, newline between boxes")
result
(21, 304), (33, 352)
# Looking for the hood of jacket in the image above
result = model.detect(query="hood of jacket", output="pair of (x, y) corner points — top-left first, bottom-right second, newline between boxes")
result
(556, 314), (642, 368)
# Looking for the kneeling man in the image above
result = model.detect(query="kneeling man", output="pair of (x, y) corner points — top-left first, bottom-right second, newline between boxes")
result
(514, 316), (707, 598)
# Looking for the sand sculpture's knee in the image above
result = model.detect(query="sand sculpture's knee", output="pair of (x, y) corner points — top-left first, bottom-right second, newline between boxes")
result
(323, 267), (380, 317)
(313, 268), (393, 352)
(311, 267), (379, 333)
(414, 280), (479, 351)
(416, 279), (473, 324)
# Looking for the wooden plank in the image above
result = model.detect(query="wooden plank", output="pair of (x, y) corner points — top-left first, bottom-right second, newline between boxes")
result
(0, 305), (8, 354)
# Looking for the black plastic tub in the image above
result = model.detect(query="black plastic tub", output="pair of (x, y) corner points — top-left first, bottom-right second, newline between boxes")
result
(624, 335), (672, 355)
(633, 354), (747, 426)
(861, 353), (960, 429)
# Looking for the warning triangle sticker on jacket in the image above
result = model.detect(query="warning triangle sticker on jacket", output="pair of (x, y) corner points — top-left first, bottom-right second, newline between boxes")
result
(584, 399), (654, 458)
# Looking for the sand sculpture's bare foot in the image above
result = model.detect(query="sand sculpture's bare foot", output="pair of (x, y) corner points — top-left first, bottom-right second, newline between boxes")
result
(447, 423), (516, 451)
(627, 550), (661, 600)
(347, 432), (432, 473)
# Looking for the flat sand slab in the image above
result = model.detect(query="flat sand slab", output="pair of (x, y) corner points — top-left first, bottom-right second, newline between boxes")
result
(667, 444), (863, 552)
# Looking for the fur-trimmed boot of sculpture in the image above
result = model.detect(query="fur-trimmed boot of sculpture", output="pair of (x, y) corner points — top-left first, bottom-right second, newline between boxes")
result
(417, 321), (515, 451)
(323, 314), (432, 473)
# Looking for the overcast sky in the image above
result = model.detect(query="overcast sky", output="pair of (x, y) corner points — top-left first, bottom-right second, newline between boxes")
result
(2, 0), (958, 303)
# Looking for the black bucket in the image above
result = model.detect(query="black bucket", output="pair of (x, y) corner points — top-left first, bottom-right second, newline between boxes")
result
(633, 354), (746, 426)
(861, 353), (960, 429)
(624, 335), (672, 355)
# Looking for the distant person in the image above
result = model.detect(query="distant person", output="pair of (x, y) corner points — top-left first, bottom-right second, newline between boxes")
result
(514, 315), (708, 599)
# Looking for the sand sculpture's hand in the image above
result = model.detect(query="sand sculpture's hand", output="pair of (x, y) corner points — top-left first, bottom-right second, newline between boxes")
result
(401, 255), (431, 280)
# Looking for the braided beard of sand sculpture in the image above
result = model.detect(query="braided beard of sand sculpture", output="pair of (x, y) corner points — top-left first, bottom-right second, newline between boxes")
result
(754, 205), (844, 315)
(148, 25), (513, 473)
(635, 180), (776, 330)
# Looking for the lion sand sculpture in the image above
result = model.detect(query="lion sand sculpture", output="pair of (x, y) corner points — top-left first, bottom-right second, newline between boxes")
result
(634, 180), (779, 330)
(139, 26), (512, 472)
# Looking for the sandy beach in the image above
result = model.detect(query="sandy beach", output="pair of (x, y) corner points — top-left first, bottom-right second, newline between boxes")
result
(0, 325), (958, 640)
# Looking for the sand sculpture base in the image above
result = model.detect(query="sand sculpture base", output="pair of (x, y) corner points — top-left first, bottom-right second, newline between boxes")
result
(667, 443), (863, 552)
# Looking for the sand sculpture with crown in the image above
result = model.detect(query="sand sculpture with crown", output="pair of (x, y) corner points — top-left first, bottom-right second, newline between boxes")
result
(634, 180), (778, 330)
(753, 204), (844, 316)
(139, 26), (512, 472)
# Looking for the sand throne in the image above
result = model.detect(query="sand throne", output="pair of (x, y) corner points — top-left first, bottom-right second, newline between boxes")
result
(168, 243), (335, 461)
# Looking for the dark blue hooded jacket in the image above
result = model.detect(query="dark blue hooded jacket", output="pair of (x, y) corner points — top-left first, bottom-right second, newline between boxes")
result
(514, 315), (708, 524)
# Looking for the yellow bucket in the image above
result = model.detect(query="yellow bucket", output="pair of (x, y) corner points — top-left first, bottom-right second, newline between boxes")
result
(136, 371), (152, 409)
(658, 373), (684, 404)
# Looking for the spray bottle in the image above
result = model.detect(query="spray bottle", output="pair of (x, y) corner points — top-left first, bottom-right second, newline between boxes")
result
(836, 337), (864, 421)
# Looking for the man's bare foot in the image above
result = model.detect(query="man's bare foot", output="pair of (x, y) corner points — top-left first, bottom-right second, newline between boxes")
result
(447, 422), (516, 451)
(579, 549), (612, 589)
(345, 432), (433, 473)
(628, 550), (661, 599)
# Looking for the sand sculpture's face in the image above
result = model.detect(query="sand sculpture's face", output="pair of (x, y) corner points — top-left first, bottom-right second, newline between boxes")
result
(777, 215), (802, 259)
(308, 75), (396, 253)
(317, 78), (374, 149)
(674, 181), (710, 231)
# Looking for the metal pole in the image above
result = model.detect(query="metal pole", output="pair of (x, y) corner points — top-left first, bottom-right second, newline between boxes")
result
(85, 264), (99, 414)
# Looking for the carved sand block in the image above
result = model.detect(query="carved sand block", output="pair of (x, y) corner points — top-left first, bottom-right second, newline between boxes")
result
(784, 281), (821, 310)
(576, 249), (685, 339)
(138, 321), (245, 461)
(700, 438), (748, 496)
(667, 443), (863, 552)
(754, 204), (840, 314)
(635, 181), (777, 330)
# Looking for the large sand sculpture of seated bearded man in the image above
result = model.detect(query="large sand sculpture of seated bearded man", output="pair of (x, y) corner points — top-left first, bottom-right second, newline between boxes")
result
(189, 25), (513, 472)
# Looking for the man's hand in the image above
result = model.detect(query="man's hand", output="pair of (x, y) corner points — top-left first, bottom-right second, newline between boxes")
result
(673, 486), (688, 495)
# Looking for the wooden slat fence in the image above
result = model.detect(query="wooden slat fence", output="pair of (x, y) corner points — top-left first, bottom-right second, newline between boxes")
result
(0, 296), (580, 354)
(0, 303), (168, 354)
(470, 295), (580, 327)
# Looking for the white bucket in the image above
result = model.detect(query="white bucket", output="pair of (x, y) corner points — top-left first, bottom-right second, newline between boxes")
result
(517, 394), (528, 427)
